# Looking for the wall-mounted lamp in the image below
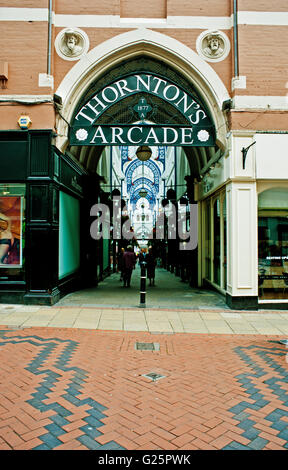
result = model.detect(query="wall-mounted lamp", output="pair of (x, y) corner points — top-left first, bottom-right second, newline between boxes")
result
(53, 93), (63, 106)
(241, 141), (256, 169)
(222, 99), (232, 112)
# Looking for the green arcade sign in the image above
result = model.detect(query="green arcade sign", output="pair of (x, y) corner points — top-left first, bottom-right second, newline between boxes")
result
(70, 124), (215, 146)
(70, 73), (216, 147)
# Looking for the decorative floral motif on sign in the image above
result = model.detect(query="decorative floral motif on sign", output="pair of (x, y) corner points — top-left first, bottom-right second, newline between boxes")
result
(197, 130), (210, 142)
(75, 128), (88, 141)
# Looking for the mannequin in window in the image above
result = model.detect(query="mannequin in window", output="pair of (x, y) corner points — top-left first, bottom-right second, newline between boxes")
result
(0, 213), (13, 264)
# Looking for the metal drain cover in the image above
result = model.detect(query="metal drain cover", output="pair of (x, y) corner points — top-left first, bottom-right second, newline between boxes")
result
(142, 372), (166, 382)
(135, 342), (160, 351)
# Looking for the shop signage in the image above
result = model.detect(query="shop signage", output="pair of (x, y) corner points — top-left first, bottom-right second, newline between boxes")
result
(60, 158), (83, 195)
(70, 73), (215, 147)
(71, 175), (82, 193)
(70, 124), (215, 147)
(259, 275), (288, 280)
(203, 180), (214, 194)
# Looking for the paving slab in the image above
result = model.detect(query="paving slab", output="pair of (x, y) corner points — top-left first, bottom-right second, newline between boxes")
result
(97, 321), (124, 331)
(124, 323), (149, 331)
(205, 325), (234, 334)
(226, 322), (257, 333)
(183, 326), (209, 333)
(168, 320), (185, 333)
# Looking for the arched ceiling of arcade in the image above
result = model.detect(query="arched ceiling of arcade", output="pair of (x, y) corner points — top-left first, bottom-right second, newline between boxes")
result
(54, 29), (230, 181)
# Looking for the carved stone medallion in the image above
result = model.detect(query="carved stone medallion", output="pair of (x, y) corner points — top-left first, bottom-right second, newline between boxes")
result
(55, 28), (89, 61)
(196, 30), (230, 63)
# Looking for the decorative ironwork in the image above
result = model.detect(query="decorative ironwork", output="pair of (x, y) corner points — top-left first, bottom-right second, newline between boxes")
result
(129, 177), (159, 195)
(242, 141), (256, 169)
(125, 159), (161, 188)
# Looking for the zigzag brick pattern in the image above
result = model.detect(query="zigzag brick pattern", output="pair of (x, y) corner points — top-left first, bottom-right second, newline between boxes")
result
(0, 327), (287, 450)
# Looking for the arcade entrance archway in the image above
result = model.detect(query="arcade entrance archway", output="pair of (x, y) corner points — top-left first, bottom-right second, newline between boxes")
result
(52, 45), (229, 307)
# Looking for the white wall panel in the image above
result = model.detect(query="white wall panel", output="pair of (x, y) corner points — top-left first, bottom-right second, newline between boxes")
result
(256, 134), (288, 179)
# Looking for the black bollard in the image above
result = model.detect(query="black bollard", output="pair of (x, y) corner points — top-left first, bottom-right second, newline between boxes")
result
(140, 262), (146, 307)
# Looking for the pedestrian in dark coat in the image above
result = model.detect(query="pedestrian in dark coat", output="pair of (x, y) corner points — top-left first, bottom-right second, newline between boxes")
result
(138, 248), (147, 268)
(117, 247), (125, 281)
(122, 245), (136, 287)
(146, 247), (156, 286)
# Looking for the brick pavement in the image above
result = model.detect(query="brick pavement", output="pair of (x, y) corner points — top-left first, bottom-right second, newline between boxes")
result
(0, 326), (287, 450)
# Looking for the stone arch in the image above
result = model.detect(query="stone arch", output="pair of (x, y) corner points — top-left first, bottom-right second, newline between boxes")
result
(55, 28), (230, 154)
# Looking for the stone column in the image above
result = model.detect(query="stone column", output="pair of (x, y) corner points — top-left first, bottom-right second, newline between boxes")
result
(226, 181), (258, 309)
(226, 133), (258, 309)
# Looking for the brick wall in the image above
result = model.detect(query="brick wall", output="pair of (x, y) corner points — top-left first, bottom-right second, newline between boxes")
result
(120, 0), (166, 18)
(56, 0), (120, 15)
(238, 0), (288, 12)
(0, 0), (288, 131)
(237, 25), (288, 96)
(166, 0), (231, 16)
(1, 22), (49, 94)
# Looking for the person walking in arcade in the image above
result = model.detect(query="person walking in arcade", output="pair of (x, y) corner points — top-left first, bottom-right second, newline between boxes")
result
(122, 245), (136, 287)
(146, 246), (156, 286)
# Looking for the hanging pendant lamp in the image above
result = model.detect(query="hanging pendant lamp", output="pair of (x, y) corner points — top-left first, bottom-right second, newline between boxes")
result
(136, 146), (152, 161)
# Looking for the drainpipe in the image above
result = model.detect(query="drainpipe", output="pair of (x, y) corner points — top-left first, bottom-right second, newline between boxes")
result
(233, 0), (239, 77)
(47, 0), (53, 75)
(110, 147), (113, 193)
(174, 147), (177, 196)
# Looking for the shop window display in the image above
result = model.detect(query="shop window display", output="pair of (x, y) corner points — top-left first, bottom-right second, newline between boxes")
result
(0, 184), (25, 281)
(205, 201), (211, 280)
(204, 192), (226, 290)
(213, 198), (221, 286)
(258, 188), (288, 300)
(222, 196), (227, 290)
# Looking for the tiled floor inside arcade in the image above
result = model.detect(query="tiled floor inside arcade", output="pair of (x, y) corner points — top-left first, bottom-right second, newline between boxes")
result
(56, 266), (228, 310)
